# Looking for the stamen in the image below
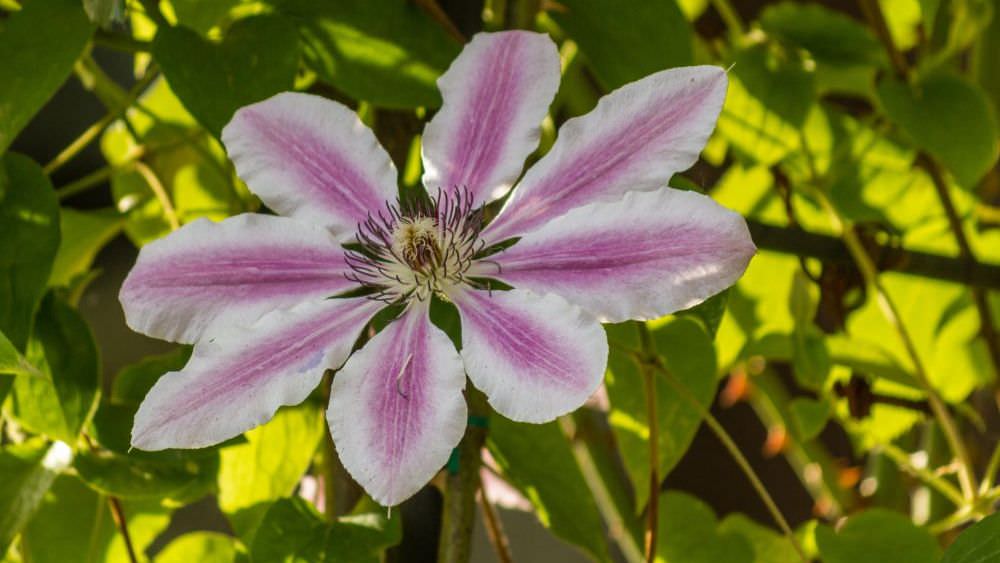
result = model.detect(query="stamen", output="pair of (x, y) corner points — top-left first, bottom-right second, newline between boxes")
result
(395, 353), (414, 399)
(345, 187), (485, 304)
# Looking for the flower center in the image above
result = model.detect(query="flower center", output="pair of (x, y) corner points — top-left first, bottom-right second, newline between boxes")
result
(346, 189), (484, 303)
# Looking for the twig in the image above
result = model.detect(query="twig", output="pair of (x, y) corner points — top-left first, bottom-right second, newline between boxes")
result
(558, 416), (644, 563)
(438, 390), (489, 563)
(412, 0), (465, 42)
(93, 29), (153, 53)
(477, 486), (514, 563)
(43, 67), (158, 176)
(107, 497), (139, 563)
(807, 185), (978, 500)
(644, 357), (809, 562)
(710, 0), (745, 38)
(637, 325), (659, 562)
(746, 220), (1000, 290)
(916, 152), (1000, 381)
(857, 0), (908, 79)
(133, 160), (180, 230)
(879, 442), (966, 507)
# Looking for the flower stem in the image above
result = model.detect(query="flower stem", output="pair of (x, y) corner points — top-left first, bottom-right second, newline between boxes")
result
(438, 389), (489, 563)
(637, 324), (659, 563)
(648, 359), (809, 563)
(916, 152), (1000, 382)
(477, 485), (514, 563)
(558, 416), (644, 563)
(807, 185), (977, 500)
(133, 160), (180, 230)
(107, 496), (139, 563)
(879, 442), (966, 507)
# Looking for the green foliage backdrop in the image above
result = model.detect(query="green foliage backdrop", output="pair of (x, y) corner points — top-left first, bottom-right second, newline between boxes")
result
(1, 0), (999, 561)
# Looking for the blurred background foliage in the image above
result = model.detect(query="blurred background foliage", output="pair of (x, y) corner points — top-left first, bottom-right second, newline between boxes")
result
(1, 0), (1000, 561)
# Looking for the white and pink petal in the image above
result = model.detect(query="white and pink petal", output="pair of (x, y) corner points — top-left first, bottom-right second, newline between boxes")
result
(222, 92), (398, 234)
(452, 288), (607, 423)
(328, 303), (467, 506)
(120, 213), (354, 344)
(475, 188), (755, 322)
(484, 66), (728, 242)
(131, 297), (381, 451)
(422, 31), (560, 207)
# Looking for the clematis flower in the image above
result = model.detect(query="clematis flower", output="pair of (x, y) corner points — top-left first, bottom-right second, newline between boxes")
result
(121, 30), (755, 506)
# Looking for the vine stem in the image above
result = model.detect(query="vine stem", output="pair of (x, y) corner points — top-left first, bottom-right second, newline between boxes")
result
(644, 357), (809, 563)
(637, 325), (659, 562)
(808, 185), (977, 500)
(558, 416), (645, 563)
(107, 497), (139, 563)
(477, 485), (514, 563)
(43, 67), (158, 176)
(438, 389), (489, 563)
(916, 152), (1000, 382)
(879, 442), (966, 507)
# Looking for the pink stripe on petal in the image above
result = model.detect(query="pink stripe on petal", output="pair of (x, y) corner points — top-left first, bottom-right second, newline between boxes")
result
(484, 66), (728, 242)
(131, 297), (381, 451)
(479, 188), (755, 322)
(120, 214), (355, 344)
(422, 31), (560, 206)
(453, 288), (607, 423)
(328, 303), (467, 506)
(222, 92), (398, 234)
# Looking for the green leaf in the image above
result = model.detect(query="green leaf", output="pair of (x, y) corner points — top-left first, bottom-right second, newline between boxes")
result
(815, 509), (940, 563)
(153, 15), (300, 137)
(678, 289), (730, 339)
(111, 347), (191, 405)
(717, 43), (816, 165)
(20, 475), (170, 563)
(157, 531), (238, 562)
(487, 416), (610, 562)
(788, 272), (831, 390)
(0, 330), (39, 378)
(0, 0), (94, 152)
(877, 72), (998, 188)
(83, 0), (122, 28)
(0, 440), (74, 556)
(48, 208), (123, 287)
(250, 497), (401, 563)
(788, 397), (831, 441)
(656, 491), (753, 563)
(759, 3), (885, 67)
(73, 446), (219, 505)
(553, 0), (692, 90)
(8, 294), (100, 443)
(0, 154), (61, 351)
(218, 404), (324, 516)
(272, 0), (460, 108)
(606, 317), (716, 511)
(941, 511), (1000, 563)
(718, 513), (800, 563)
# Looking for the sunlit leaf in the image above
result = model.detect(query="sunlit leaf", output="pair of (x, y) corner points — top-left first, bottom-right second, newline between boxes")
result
(48, 208), (123, 287)
(0, 330), (39, 378)
(488, 416), (611, 562)
(272, 0), (460, 108)
(153, 14), (300, 137)
(0, 0), (93, 152)
(157, 531), (239, 562)
(218, 403), (324, 530)
(788, 397), (831, 441)
(553, 0), (692, 90)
